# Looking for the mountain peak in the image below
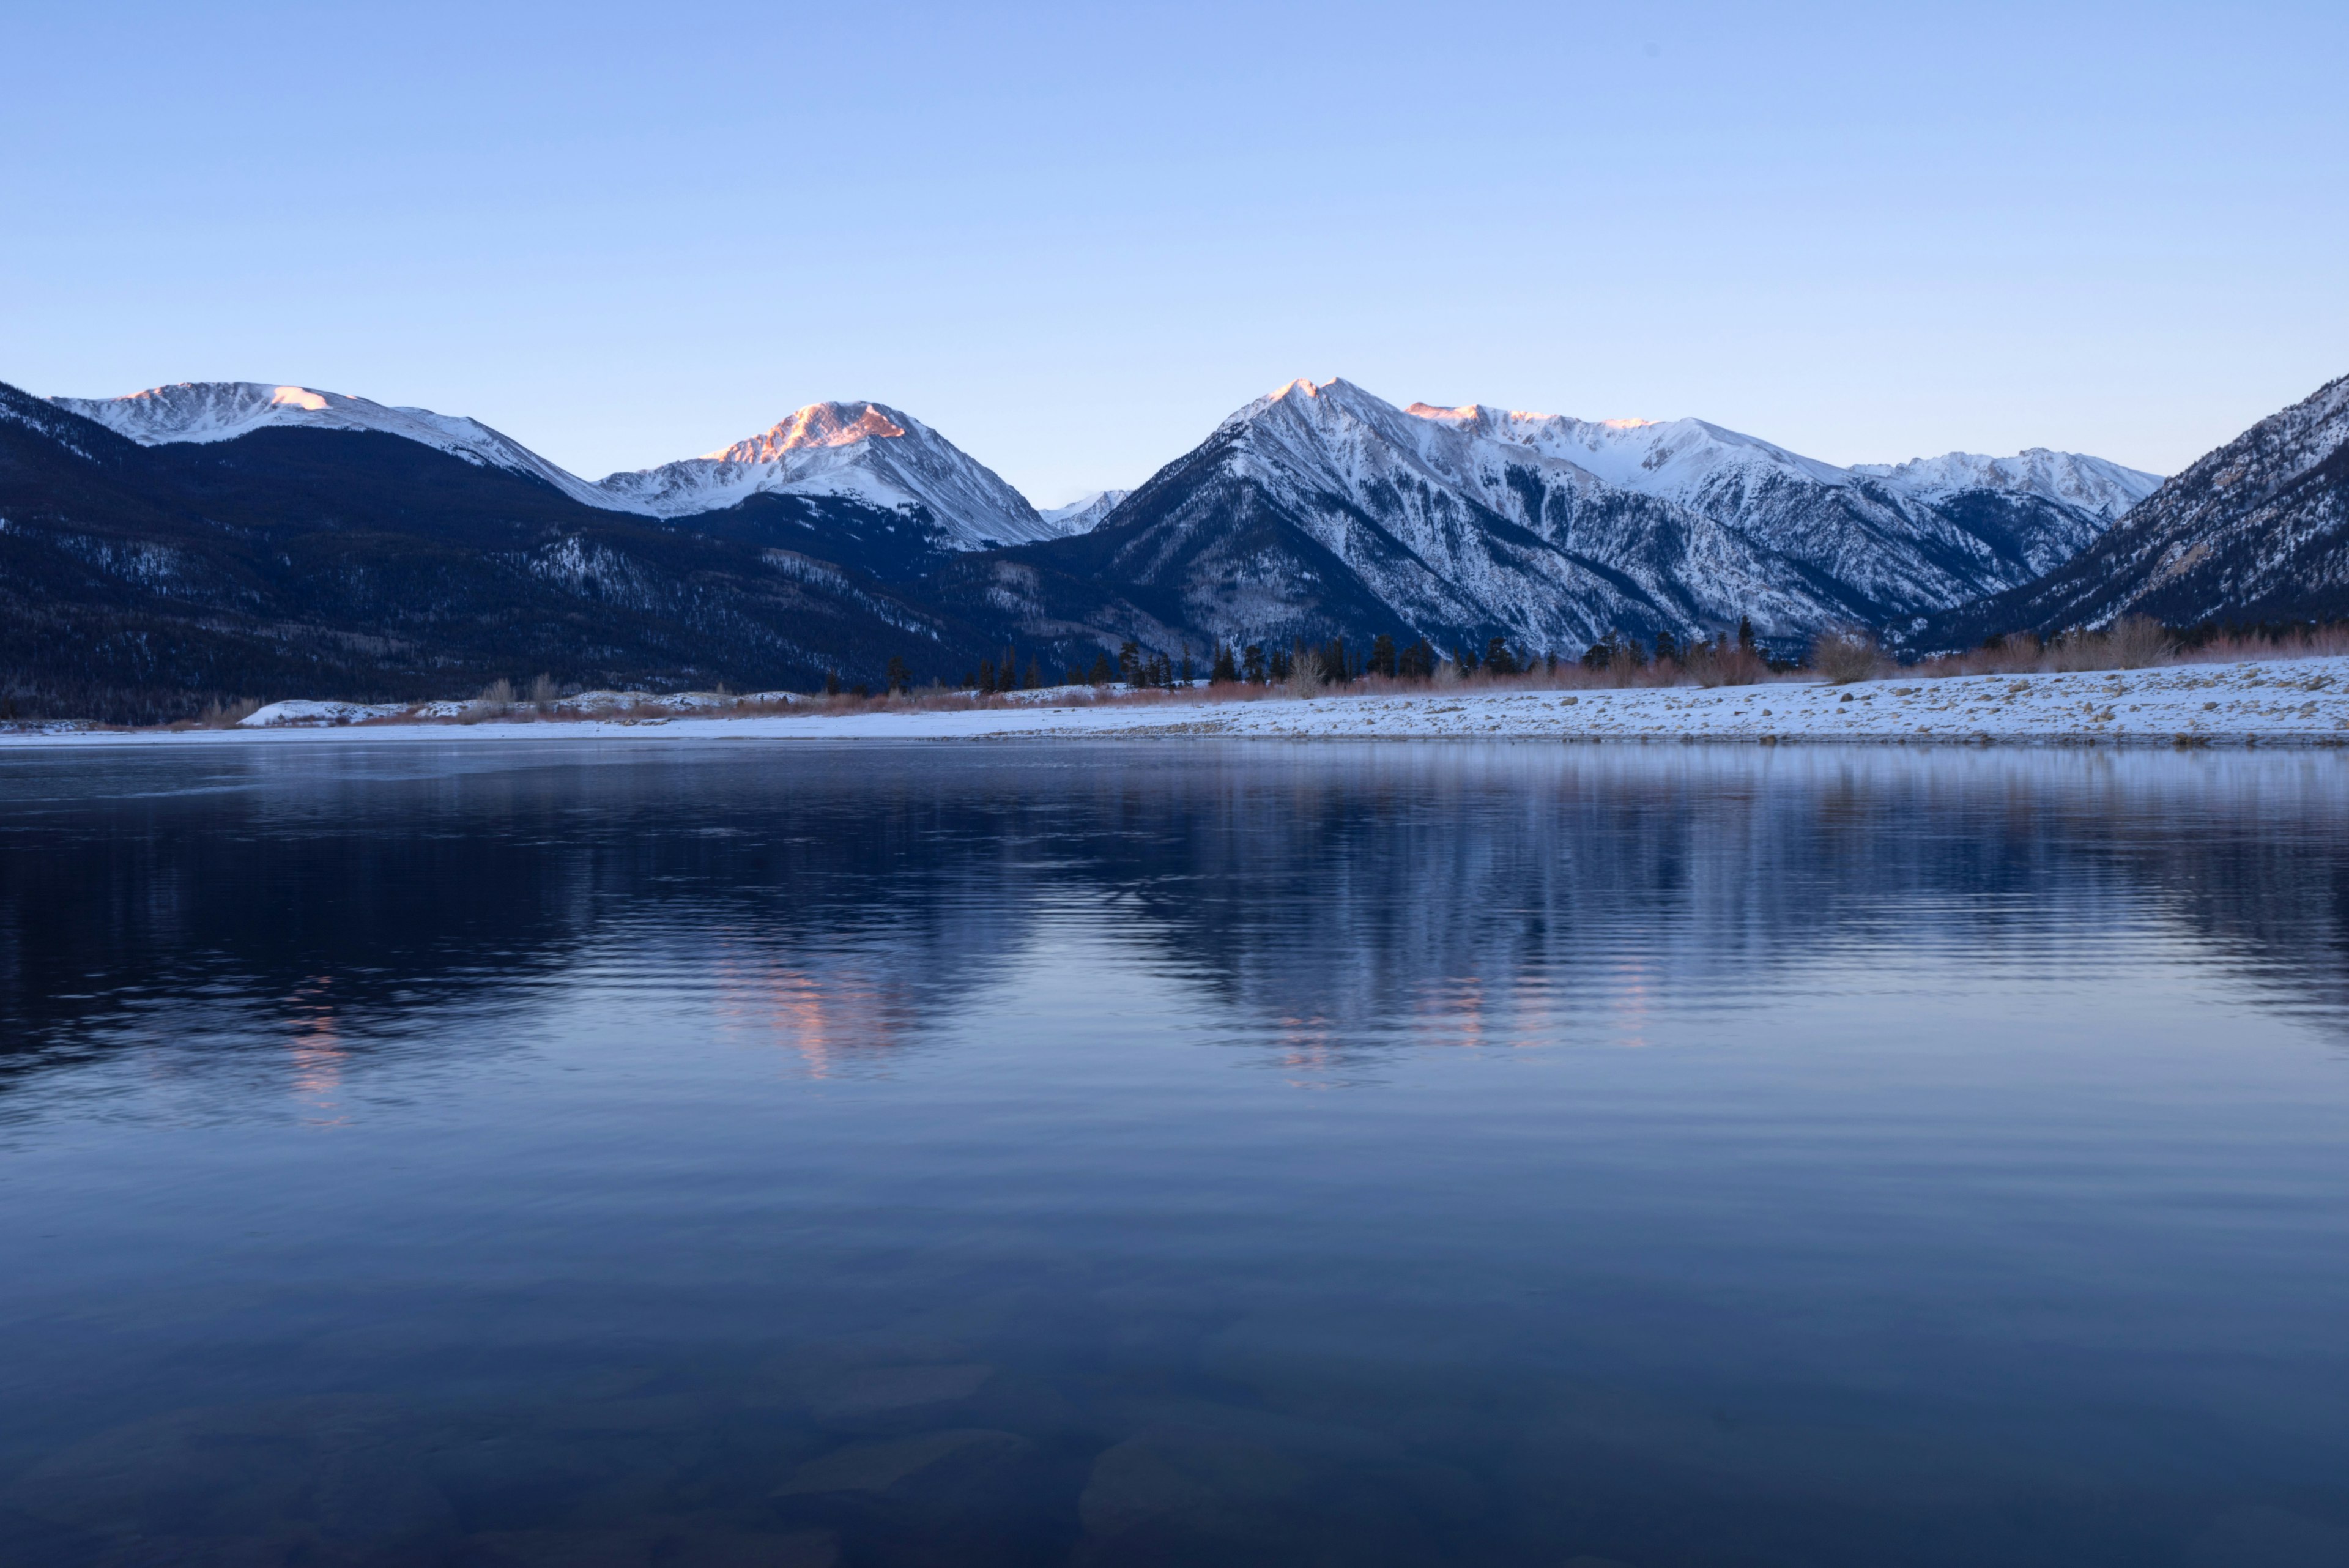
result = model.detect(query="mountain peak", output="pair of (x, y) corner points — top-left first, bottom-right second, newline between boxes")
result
(598, 400), (1055, 548)
(1039, 489), (1130, 533)
(706, 401), (910, 464)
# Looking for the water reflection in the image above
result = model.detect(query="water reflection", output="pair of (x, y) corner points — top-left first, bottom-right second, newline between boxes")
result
(8, 744), (2349, 1087)
(0, 742), (2345, 1567)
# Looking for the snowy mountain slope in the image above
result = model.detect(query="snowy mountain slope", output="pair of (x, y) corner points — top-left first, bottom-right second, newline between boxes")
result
(50, 382), (621, 510)
(1414, 403), (2160, 521)
(1006, 378), (1867, 653)
(1408, 401), (2144, 609)
(1918, 374), (2349, 643)
(1852, 448), (2161, 519)
(1040, 489), (1130, 533)
(590, 401), (1063, 549)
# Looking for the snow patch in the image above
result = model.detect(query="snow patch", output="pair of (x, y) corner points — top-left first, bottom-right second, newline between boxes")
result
(239, 700), (411, 727)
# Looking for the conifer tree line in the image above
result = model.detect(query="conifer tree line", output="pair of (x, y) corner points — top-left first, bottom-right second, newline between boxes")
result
(883, 613), (1787, 697)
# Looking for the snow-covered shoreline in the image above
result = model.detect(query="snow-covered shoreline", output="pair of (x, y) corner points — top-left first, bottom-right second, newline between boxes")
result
(6, 659), (2349, 750)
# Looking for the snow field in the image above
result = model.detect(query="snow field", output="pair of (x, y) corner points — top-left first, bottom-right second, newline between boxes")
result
(10, 658), (2349, 749)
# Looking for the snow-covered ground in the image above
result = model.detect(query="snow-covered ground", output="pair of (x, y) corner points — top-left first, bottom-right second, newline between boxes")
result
(8, 660), (2349, 749)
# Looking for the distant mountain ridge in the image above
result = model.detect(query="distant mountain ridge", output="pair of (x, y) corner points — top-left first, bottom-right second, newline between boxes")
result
(2, 380), (1064, 721)
(1039, 489), (1130, 533)
(10, 367), (2225, 721)
(1915, 374), (2349, 646)
(1403, 399), (2157, 612)
(50, 382), (1082, 552)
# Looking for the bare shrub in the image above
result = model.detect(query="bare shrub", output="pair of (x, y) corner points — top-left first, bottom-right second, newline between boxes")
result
(2106, 614), (2172, 669)
(199, 697), (262, 729)
(1687, 643), (1767, 688)
(1810, 627), (1882, 684)
(2046, 631), (2110, 672)
(1606, 642), (1646, 686)
(1285, 647), (1327, 699)
(527, 673), (558, 713)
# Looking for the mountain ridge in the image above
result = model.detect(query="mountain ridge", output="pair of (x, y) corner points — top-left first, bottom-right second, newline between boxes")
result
(1912, 373), (2349, 646)
(1019, 377), (2155, 655)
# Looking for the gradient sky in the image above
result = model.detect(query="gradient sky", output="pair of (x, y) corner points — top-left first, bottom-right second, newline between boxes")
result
(4, 1), (2343, 505)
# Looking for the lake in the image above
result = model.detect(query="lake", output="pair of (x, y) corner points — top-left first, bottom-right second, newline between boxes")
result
(2, 741), (2346, 1568)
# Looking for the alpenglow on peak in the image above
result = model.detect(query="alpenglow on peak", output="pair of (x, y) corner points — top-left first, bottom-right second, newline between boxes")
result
(705, 401), (911, 463)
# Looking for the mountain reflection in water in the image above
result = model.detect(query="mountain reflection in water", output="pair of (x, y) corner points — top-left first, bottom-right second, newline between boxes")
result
(1, 741), (2345, 1568)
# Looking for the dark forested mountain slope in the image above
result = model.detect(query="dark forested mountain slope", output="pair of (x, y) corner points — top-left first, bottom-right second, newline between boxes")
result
(0, 382), (1043, 721)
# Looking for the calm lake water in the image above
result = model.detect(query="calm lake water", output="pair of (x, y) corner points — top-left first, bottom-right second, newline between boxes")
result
(2, 741), (2347, 1568)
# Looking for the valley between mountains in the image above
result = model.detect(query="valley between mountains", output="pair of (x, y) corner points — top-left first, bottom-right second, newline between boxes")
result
(3, 368), (2345, 723)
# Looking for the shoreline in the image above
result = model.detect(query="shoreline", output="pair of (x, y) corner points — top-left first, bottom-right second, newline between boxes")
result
(6, 658), (2348, 751)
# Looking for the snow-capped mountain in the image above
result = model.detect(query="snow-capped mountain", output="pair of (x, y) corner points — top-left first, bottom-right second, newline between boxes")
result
(1852, 448), (2160, 520)
(1024, 377), (2156, 653)
(1407, 401), (2155, 609)
(48, 383), (1075, 555)
(1006, 378), (1869, 654)
(50, 382), (622, 509)
(591, 401), (1072, 549)
(1039, 489), (1129, 533)
(1, 377), (1064, 721)
(1918, 373), (2349, 643)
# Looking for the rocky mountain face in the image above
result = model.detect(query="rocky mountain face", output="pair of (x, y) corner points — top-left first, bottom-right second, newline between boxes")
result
(969, 379), (2157, 656)
(1917, 375), (2349, 647)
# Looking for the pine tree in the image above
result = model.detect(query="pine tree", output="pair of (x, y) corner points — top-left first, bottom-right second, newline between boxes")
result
(885, 655), (911, 694)
(1655, 629), (1678, 665)
(1088, 653), (1113, 685)
(1243, 644), (1266, 683)
(1025, 660), (1041, 689)
(1064, 666), (1083, 688)
(1370, 633), (1396, 678)
(1738, 615), (1755, 654)
(979, 658), (996, 694)
(1211, 644), (1239, 684)
(1484, 636), (1516, 676)
(825, 668), (842, 696)
(1118, 641), (1141, 685)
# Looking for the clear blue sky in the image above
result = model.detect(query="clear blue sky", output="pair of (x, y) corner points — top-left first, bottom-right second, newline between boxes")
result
(4, 2), (2343, 504)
